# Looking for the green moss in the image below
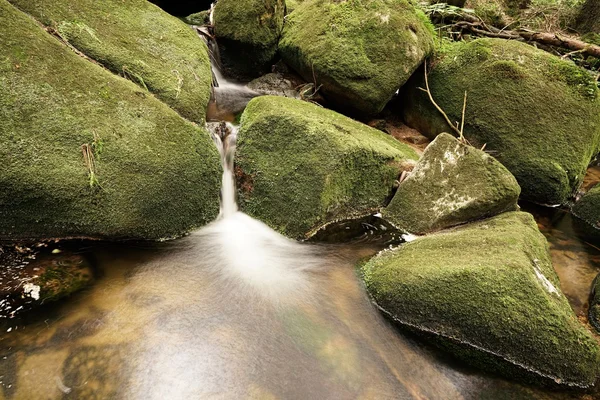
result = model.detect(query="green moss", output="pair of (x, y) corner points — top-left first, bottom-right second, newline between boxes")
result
(8, 0), (212, 123)
(236, 96), (419, 239)
(184, 10), (210, 25)
(401, 38), (600, 205)
(36, 263), (91, 301)
(362, 211), (600, 388)
(383, 133), (520, 234)
(0, 0), (221, 240)
(279, 0), (435, 115)
(213, 0), (285, 78)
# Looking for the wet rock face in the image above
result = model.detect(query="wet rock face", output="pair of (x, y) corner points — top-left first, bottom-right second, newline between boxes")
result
(0, 245), (93, 316)
(235, 96), (419, 240)
(384, 133), (520, 234)
(401, 38), (600, 206)
(9, 0), (213, 123)
(213, 0), (285, 79)
(362, 212), (600, 388)
(0, 0), (221, 240)
(279, 0), (434, 116)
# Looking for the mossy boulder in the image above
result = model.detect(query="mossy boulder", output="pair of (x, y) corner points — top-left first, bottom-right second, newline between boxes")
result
(0, 0), (221, 240)
(362, 212), (600, 388)
(285, 0), (304, 13)
(8, 0), (212, 123)
(383, 133), (520, 234)
(236, 96), (419, 240)
(572, 183), (600, 237)
(401, 38), (600, 205)
(213, 0), (285, 79)
(279, 0), (435, 115)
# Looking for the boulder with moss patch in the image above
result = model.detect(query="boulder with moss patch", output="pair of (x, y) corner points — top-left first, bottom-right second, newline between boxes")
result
(401, 38), (600, 205)
(8, 0), (212, 123)
(0, 0), (220, 240)
(279, 0), (435, 115)
(384, 133), (520, 233)
(236, 96), (419, 239)
(572, 183), (600, 237)
(362, 211), (600, 388)
(213, 0), (285, 79)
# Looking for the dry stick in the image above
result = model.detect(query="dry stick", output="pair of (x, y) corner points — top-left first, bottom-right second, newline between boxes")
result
(418, 61), (463, 138)
(459, 90), (468, 143)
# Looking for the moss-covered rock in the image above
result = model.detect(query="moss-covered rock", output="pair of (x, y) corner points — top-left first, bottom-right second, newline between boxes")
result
(383, 133), (520, 233)
(285, 0), (304, 14)
(362, 212), (600, 388)
(589, 272), (600, 333)
(213, 0), (285, 79)
(572, 183), (600, 236)
(236, 96), (419, 239)
(0, 0), (221, 240)
(8, 0), (212, 123)
(279, 0), (435, 115)
(401, 38), (600, 205)
(576, 0), (600, 34)
(184, 10), (211, 25)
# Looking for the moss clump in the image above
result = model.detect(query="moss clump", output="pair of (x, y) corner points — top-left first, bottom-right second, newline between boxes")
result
(279, 0), (435, 115)
(0, 0), (221, 240)
(383, 133), (520, 234)
(401, 38), (600, 205)
(362, 211), (600, 388)
(213, 0), (285, 79)
(8, 0), (212, 123)
(236, 96), (419, 240)
(184, 10), (210, 25)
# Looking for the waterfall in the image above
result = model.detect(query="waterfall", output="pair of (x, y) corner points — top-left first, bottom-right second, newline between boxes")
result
(210, 121), (238, 218)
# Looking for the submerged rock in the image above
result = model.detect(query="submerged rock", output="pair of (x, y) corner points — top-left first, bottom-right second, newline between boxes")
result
(401, 38), (600, 205)
(362, 212), (600, 388)
(0, 245), (93, 316)
(0, 0), (221, 240)
(9, 0), (213, 123)
(572, 183), (600, 238)
(279, 0), (434, 115)
(236, 96), (419, 240)
(213, 0), (285, 79)
(384, 133), (520, 234)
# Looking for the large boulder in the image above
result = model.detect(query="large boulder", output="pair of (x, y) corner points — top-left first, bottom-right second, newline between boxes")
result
(9, 0), (213, 123)
(383, 133), (520, 233)
(401, 38), (600, 205)
(236, 96), (419, 240)
(572, 183), (600, 237)
(213, 0), (285, 79)
(0, 0), (221, 240)
(362, 212), (600, 388)
(279, 0), (435, 115)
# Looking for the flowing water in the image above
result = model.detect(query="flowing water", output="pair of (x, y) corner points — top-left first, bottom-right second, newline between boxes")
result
(0, 123), (598, 398)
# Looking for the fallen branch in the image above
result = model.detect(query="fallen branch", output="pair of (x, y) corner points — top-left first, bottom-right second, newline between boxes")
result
(430, 9), (600, 59)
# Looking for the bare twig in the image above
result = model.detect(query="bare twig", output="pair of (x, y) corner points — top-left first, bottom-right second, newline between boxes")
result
(418, 61), (463, 137)
(460, 91), (467, 142)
